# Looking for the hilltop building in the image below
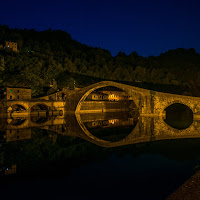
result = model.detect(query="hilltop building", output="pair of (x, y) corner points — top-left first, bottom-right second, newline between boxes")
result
(0, 41), (19, 52)
(5, 41), (18, 52)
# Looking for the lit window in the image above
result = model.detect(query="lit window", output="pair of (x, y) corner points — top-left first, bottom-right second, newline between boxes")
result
(10, 89), (12, 92)
(8, 45), (9, 47)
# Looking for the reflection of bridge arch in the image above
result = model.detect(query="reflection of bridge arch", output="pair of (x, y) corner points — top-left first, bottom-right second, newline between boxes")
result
(162, 119), (195, 134)
(75, 114), (200, 148)
(75, 113), (144, 146)
(75, 81), (139, 113)
(154, 118), (200, 137)
(8, 118), (29, 129)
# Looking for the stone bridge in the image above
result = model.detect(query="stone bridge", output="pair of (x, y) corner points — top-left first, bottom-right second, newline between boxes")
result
(0, 100), (65, 117)
(2, 81), (200, 117)
(56, 81), (200, 116)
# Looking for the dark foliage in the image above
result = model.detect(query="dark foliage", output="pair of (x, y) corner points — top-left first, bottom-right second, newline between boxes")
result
(1, 25), (200, 97)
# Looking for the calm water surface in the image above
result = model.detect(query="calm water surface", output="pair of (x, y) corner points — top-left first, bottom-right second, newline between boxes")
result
(0, 110), (200, 200)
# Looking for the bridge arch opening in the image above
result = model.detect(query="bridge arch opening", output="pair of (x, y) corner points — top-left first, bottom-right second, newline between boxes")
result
(79, 86), (138, 113)
(75, 82), (140, 143)
(164, 103), (193, 130)
(8, 104), (27, 112)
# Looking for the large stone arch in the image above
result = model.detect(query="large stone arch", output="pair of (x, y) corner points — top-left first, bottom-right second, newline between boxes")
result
(75, 81), (140, 114)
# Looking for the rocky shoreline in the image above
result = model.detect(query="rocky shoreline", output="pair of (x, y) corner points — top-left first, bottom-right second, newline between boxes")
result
(167, 170), (200, 199)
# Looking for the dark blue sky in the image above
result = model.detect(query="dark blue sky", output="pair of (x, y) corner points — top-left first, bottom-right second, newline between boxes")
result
(1, 0), (200, 57)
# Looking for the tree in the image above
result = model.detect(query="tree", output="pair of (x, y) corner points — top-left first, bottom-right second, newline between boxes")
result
(17, 39), (23, 51)
(0, 55), (5, 85)
(133, 66), (147, 82)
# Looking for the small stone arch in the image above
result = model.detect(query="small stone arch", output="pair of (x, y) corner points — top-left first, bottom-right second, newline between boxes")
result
(162, 100), (194, 116)
(30, 103), (49, 112)
(8, 104), (27, 112)
(162, 101), (194, 131)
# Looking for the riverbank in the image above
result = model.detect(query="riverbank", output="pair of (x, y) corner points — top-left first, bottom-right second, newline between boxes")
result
(167, 170), (200, 199)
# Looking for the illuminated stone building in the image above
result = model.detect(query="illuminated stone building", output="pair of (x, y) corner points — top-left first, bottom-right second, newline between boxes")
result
(87, 91), (108, 100)
(100, 90), (129, 101)
(5, 41), (18, 52)
(0, 87), (31, 100)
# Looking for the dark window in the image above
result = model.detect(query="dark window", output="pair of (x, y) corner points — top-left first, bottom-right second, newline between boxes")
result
(17, 90), (19, 92)
(10, 96), (12, 100)
(17, 96), (19, 100)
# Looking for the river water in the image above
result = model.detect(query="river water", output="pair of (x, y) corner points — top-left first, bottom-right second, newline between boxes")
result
(0, 110), (200, 199)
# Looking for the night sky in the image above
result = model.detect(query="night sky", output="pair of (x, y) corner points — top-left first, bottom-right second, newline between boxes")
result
(1, 0), (200, 57)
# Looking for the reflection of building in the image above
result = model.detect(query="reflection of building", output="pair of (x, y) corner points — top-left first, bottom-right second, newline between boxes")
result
(85, 118), (136, 129)
(5, 41), (18, 52)
(4, 165), (17, 175)
(0, 87), (31, 100)
(4, 128), (31, 142)
(0, 165), (17, 175)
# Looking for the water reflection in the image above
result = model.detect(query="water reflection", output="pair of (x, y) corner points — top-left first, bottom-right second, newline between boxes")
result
(1, 111), (200, 199)
(83, 112), (138, 142)
(0, 110), (200, 146)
